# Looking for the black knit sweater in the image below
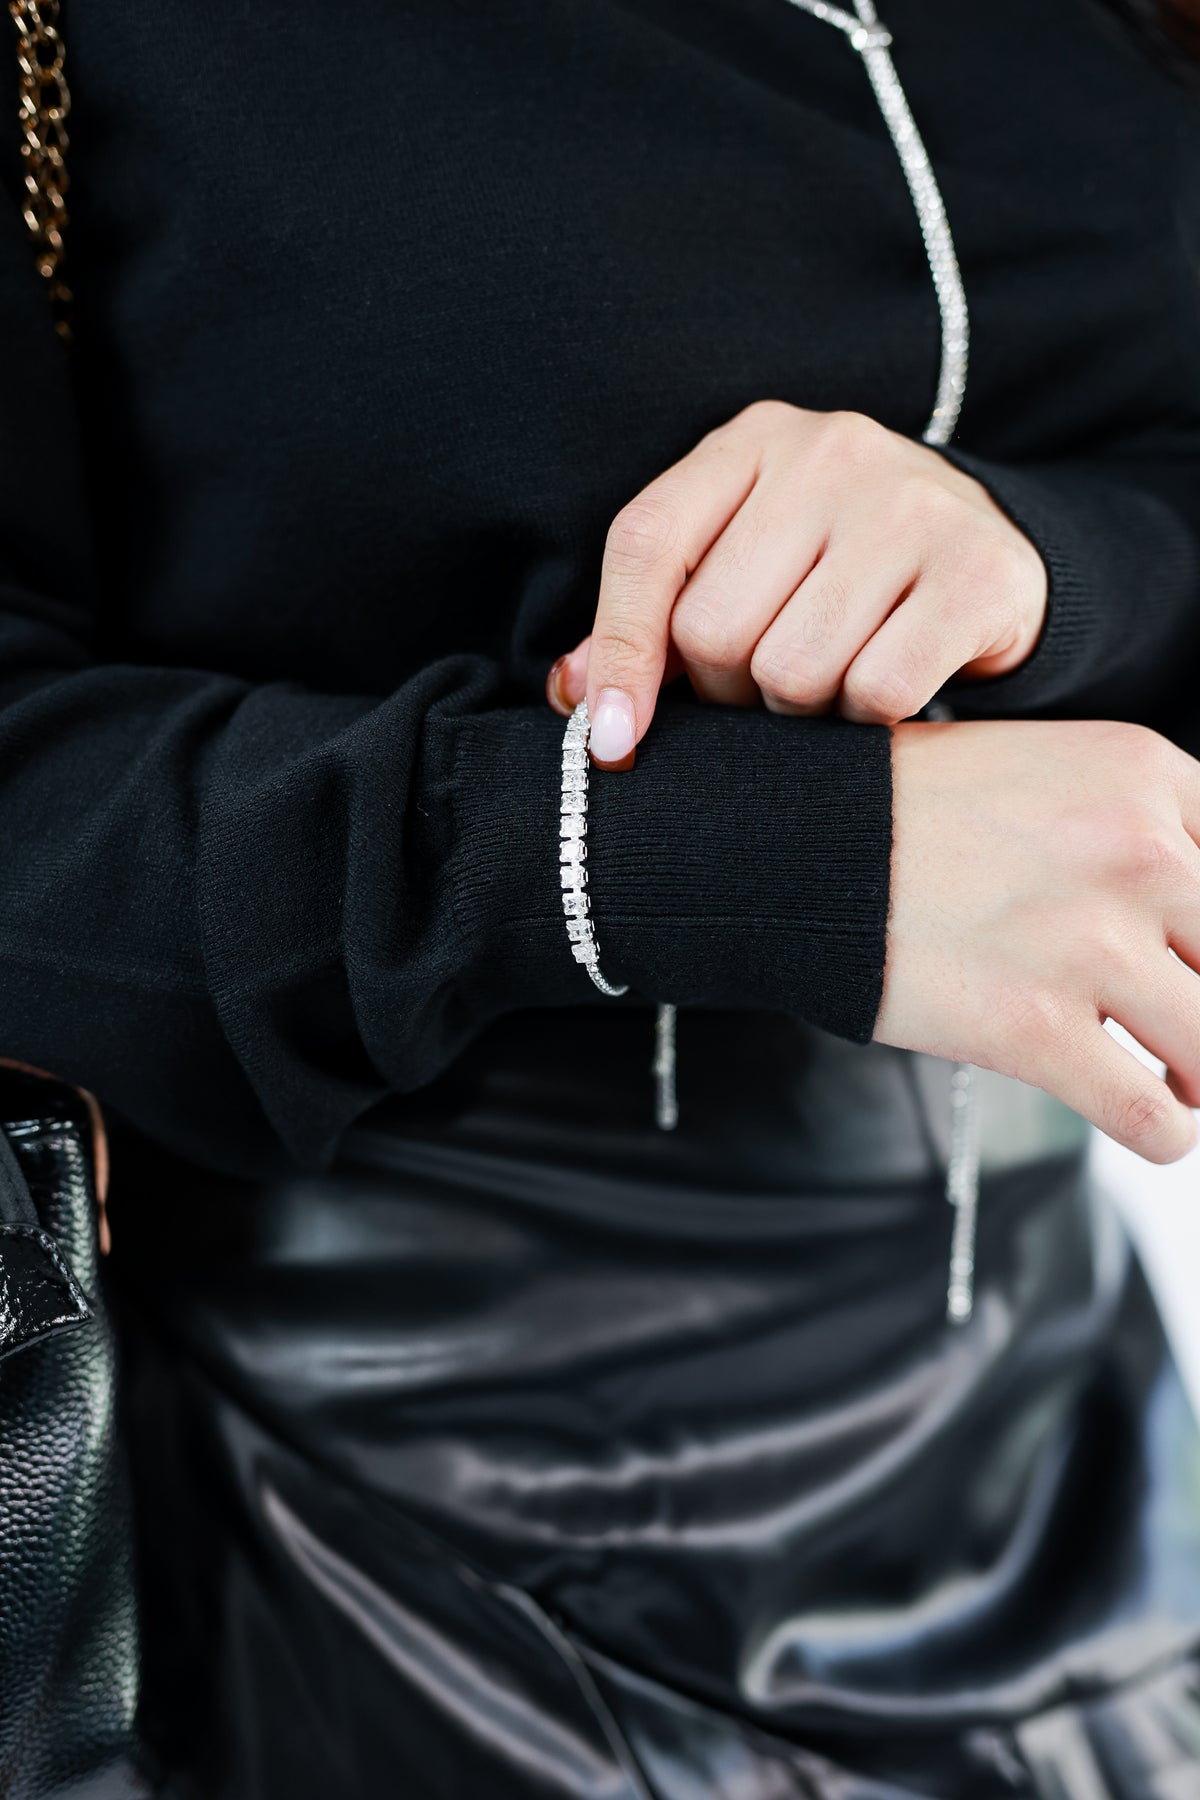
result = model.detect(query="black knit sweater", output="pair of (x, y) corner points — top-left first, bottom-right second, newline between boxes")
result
(0, 0), (1197, 1174)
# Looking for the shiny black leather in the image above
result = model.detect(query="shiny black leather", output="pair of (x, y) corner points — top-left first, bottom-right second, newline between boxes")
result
(108, 1009), (1200, 1798)
(0, 1067), (147, 1799)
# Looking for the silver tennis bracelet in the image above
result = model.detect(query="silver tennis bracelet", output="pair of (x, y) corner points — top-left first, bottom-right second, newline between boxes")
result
(557, 0), (981, 1323)
(558, 700), (628, 1001)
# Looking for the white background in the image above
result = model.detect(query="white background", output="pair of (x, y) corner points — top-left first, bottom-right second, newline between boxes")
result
(1095, 1024), (1200, 1412)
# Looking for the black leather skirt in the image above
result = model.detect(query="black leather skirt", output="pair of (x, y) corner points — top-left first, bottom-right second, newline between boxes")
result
(107, 1008), (1200, 1798)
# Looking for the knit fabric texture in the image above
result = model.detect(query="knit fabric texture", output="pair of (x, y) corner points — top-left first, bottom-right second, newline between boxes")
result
(0, 0), (1196, 1171)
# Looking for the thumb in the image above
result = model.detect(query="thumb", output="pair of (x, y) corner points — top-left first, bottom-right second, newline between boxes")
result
(548, 635), (686, 722)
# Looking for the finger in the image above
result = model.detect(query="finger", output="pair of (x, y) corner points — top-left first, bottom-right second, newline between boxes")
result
(839, 553), (1029, 726)
(669, 482), (826, 707)
(548, 635), (639, 765)
(587, 427), (760, 766)
(1169, 740), (1200, 853)
(1104, 951), (1200, 1110)
(1165, 1064), (1196, 1110)
(1165, 837), (1200, 979)
(548, 635), (687, 718)
(546, 657), (574, 717)
(747, 539), (918, 717)
(1031, 1014), (1196, 1164)
(546, 637), (591, 715)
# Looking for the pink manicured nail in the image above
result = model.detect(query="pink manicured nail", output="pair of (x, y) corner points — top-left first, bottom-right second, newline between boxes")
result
(589, 688), (636, 763)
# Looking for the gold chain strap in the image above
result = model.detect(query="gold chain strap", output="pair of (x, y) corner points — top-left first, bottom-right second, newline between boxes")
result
(10, 0), (71, 340)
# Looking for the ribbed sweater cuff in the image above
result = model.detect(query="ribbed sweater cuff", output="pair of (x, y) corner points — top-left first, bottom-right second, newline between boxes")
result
(449, 701), (893, 1044)
(933, 446), (1196, 713)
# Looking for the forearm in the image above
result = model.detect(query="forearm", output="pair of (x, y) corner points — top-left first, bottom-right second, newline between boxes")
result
(0, 626), (894, 1176)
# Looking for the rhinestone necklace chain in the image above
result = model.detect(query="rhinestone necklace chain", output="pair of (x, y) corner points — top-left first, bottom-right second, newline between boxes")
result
(782, 0), (980, 1324)
(780, 0), (968, 446)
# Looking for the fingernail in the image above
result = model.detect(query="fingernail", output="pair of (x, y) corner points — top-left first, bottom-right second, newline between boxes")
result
(589, 688), (637, 764)
(545, 655), (571, 715)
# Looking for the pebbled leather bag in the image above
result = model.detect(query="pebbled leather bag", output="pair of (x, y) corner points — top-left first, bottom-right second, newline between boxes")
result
(0, 1063), (147, 1798)
(3, 16), (152, 1794)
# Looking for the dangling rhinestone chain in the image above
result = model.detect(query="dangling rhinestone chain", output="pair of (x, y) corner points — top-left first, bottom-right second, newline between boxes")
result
(779, 0), (968, 447)
(946, 1065), (982, 1322)
(780, 0), (981, 1324)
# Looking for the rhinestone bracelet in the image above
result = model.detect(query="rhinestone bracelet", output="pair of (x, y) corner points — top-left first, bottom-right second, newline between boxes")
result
(559, 700), (629, 998)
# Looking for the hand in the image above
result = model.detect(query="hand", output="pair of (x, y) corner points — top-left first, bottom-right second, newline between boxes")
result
(545, 403), (1048, 767)
(881, 717), (1200, 1163)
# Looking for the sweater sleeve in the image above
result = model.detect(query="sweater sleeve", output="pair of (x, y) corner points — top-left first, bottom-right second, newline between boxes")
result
(933, 442), (1200, 722)
(0, 217), (891, 1178)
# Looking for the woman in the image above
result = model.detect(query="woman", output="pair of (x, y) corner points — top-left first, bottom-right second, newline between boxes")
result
(4, 0), (1200, 1793)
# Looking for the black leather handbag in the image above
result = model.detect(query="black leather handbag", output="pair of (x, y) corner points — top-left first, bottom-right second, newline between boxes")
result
(1, 16), (152, 1792)
(0, 1063), (147, 1798)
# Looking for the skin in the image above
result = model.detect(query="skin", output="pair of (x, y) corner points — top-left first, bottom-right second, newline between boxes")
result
(545, 402), (1200, 1163)
(883, 718), (1200, 1164)
(546, 402), (1048, 758)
